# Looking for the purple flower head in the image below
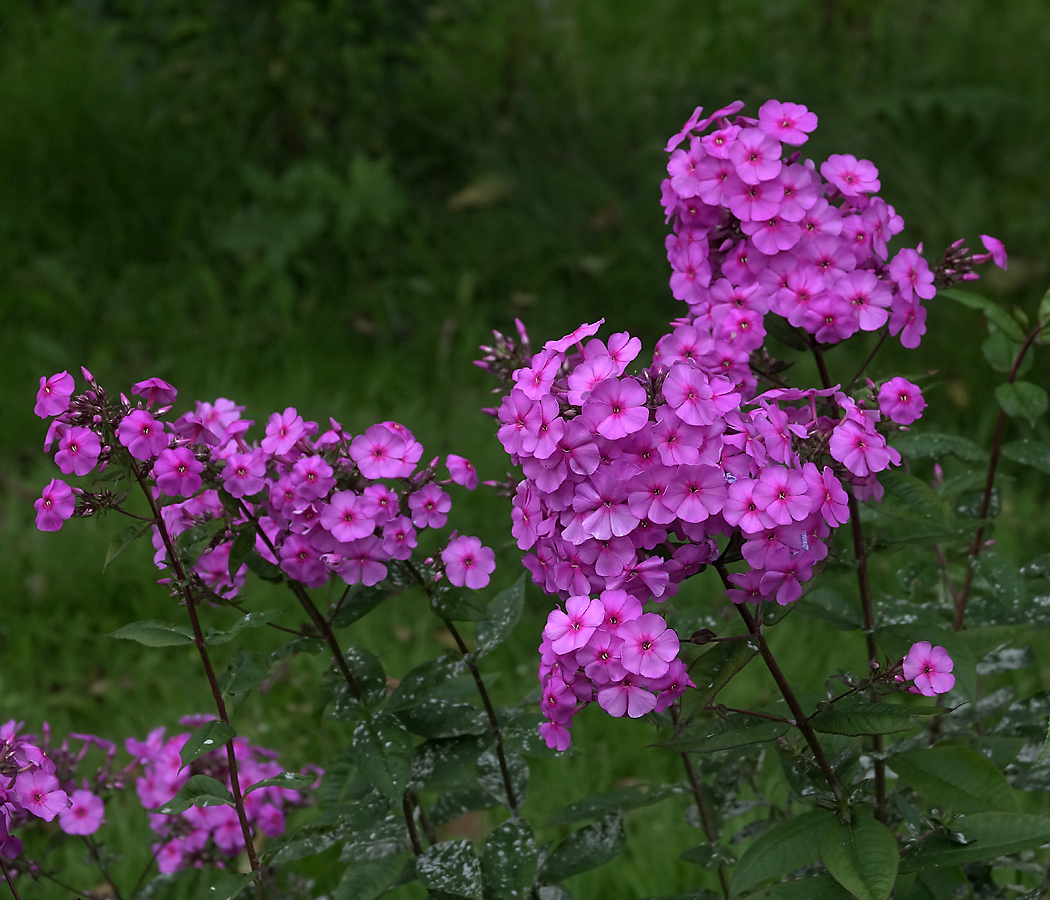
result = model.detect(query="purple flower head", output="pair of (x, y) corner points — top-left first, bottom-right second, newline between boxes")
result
(446, 454), (478, 489)
(117, 410), (170, 461)
(59, 789), (105, 836)
(442, 535), (496, 589)
(132, 377), (178, 408)
(758, 99), (818, 146)
(34, 371), (75, 418)
(903, 641), (955, 697)
(543, 595), (605, 655)
(618, 613), (680, 679)
(153, 447), (204, 498)
(35, 478), (76, 532)
(820, 154), (880, 196)
(54, 426), (101, 477)
(877, 377), (926, 425)
(979, 234), (1008, 270)
(262, 407), (307, 457)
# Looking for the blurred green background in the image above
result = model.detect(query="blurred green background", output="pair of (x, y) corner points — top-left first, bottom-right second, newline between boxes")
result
(2, 0), (1049, 896)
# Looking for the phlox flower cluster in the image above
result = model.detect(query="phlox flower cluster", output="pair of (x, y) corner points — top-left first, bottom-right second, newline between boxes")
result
(1, 721), (115, 860)
(479, 99), (1002, 749)
(125, 716), (316, 874)
(31, 370), (494, 595)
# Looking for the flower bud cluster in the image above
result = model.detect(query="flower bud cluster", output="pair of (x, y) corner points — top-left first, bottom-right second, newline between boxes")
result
(1, 721), (116, 859)
(489, 99), (1001, 748)
(32, 370), (495, 594)
(125, 715), (316, 874)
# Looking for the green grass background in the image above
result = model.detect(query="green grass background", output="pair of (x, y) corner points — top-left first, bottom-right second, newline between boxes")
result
(2, 0), (1050, 896)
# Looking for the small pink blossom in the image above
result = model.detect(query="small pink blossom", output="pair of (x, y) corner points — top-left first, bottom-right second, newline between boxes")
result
(153, 447), (204, 497)
(903, 641), (955, 697)
(441, 535), (496, 589)
(979, 234), (1008, 270)
(132, 377), (178, 408)
(117, 410), (170, 461)
(34, 478), (76, 532)
(59, 789), (105, 836)
(34, 371), (75, 418)
(878, 377), (926, 425)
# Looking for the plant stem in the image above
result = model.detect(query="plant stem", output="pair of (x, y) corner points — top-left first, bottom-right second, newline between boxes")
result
(402, 792), (424, 857)
(953, 322), (1044, 630)
(131, 463), (265, 900)
(0, 862), (22, 900)
(86, 836), (126, 900)
(398, 561), (523, 818)
(730, 598), (847, 811)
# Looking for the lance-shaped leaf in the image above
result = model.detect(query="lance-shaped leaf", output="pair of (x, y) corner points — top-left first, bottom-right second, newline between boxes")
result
(537, 812), (625, 885)
(996, 381), (1048, 429)
(109, 620), (194, 647)
(205, 608), (285, 645)
(676, 640), (757, 730)
(1003, 438), (1050, 475)
(244, 771), (315, 796)
(180, 721), (236, 768)
(891, 432), (987, 463)
(332, 855), (408, 900)
(729, 809), (836, 898)
(206, 872), (256, 900)
(386, 652), (466, 712)
(152, 774), (234, 815)
(890, 743), (1018, 814)
(103, 521), (153, 573)
(819, 809), (899, 900)
(659, 714), (788, 754)
(219, 649), (269, 705)
(755, 875), (853, 899)
(483, 819), (538, 899)
(477, 749), (528, 808)
(417, 839), (483, 899)
(811, 702), (941, 737)
(330, 581), (399, 628)
(547, 782), (685, 827)
(899, 812), (1050, 871)
(476, 574), (526, 656)
(395, 698), (488, 739)
(352, 713), (412, 801)
(940, 288), (1026, 342)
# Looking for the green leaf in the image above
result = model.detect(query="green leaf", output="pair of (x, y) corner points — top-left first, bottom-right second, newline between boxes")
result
(152, 774), (234, 815)
(811, 702), (941, 737)
(430, 586), (489, 621)
(890, 432), (987, 463)
(676, 640), (757, 729)
(351, 713), (412, 801)
(899, 812), (1050, 871)
(1002, 438), (1050, 475)
(476, 749), (528, 808)
(180, 721), (236, 768)
(996, 381), (1048, 428)
(729, 809), (836, 897)
(395, 699), (488, 739)
(330, 582), (397, 628)
(753, 875), (852, 899)
(537, 812), (625, 885)
(226, 529), (256, 583)
(244, 771), (314, 795)
(103, 522), (153, 573)
(417, 840), (483, 900)
(206, 872), (256, 900)
(386, 653), (467, 712)
(219, 649), (269, 704)
(332, 855), (409, 900)
(981, 331), (1024, 374)
(1037, 719), (1050, 763)
(659, 714), (788, 753)
(547, 782), (684, 826)
(408, 735), (488, 794)
(325, 646), (387, 719)
(819, 809), (899, 900)
(940, 288), (1025, 342)
(680, 842), (736, 868)
(482, 819), (538, 899)
(475, 575), (526, 655)
(891, 743), (1018, 813)
(109, 620), (194, 647)
(205, 608), (284, 645)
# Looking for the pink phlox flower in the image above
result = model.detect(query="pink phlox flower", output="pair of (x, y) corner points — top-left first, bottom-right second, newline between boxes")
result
(903, 641), (955, 697)
(118, 409), (170, 461)
(663, 464), (728, 524)
(196, 542), (247, 597)
(597, 589), (642, 634)
(196, 398), (246, 445)
(521, 394), (565, 459)
(58, 789), (104, 836)
(513, 349), (562, 399)
(664, 105), (706, 153)
(35, 478), (76, 532)
(878, 377), (926, 425)
(726, 176), (785, 222)
(34, 371), (76, 418)
(728, 127), (783, 185)
(753, 466), (813, 526)
(668, 136), (706, 197)
(979, 234), (1008, 270)
(14, 770), (69, 822)
(726, 569), (770, 605)
(172, 411), (220, 446)
(442, 535), (496, 589)
(321, 491), (375, 542)
(577, 535), (637, 578)
(627, 465), (681, 525)
(567, 354), (619, 406)
(803, 463), (850, 527)
(332, 535), (388, 587)
(497, 389), (534, 457)
(544, 319), (606, 353)
(279, 533), (328, 585)
(54, 425), (101, 477)
(888, 247), (936, 302)
(576, 631), (626, 685)
(408, 483), (451, 529)
(619, 613), (680, 679)
(132, 377), (178, 408)
(291, 455), (336, 503)
(544, 595), (606, 655)
(820, 153), (880, 196)
(565, 471), (639, 543)
(829, 417), (899, 477)
(359, 483), (399, 526)
(888, 296), (927, 349)
(833, 269), (892, 332)
(582, 377), (649, 440)
(261, 407), (307, 457)
(349, 424), (409, 479)
(380, 421), (424, 471)
(723, 477), (776, 534)
(153, 447), (204, 498)
(647, 658), (695, 713)
(222, 450), (267, 498)
(597, 676), (656, 719)
(381, 516), (417, 560)
(446, 454), (478, 489)
(758, 99), (817, 145)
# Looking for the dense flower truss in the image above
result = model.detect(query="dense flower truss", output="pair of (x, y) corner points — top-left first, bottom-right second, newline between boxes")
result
(31, 371), (492, 597)
(125, 716), (317, 873)
(479, 99), (1002, 749)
